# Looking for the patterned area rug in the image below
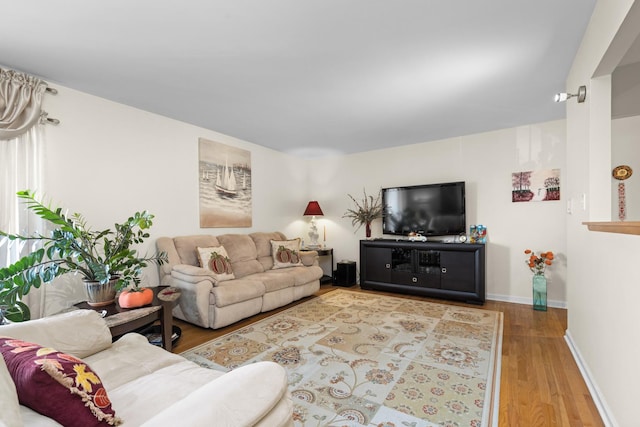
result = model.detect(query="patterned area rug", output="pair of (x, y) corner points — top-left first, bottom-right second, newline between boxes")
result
(181, 290), (503, 427)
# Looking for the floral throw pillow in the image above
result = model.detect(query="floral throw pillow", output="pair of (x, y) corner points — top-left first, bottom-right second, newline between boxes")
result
(196, 246), (235, 282)
(271, 238), (304, 269)
(0, 337), (121, 426)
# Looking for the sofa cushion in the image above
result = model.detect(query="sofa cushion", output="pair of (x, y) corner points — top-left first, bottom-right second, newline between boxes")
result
(247, 271), (295, 292)
(138, 362), (290, 427)
(0, 353), (23, 427)
(0, 337), (121, 427)
(250, 231), (286, 270)
(271, 238), (304, 269)
(196, 246), (235, 282)
(210, 279), (265, 307)
(83, 333), (225, 425)
(280, 265), (324, 286)
(174, 235), (220, 266)
(217, 234), (264, 278)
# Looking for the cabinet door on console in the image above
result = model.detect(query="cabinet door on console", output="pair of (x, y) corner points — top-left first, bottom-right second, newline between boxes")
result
(440, 251), (476, 292)
(363, 246), (392, 283)
(413, 249), (441, 288)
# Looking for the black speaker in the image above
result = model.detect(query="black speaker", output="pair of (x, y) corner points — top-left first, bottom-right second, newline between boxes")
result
(335, 261), (356, 287)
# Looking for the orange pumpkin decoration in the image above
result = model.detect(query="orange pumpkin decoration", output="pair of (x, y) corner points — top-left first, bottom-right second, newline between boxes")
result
(276, 246), (292, 263)
(118, 287), (153, 308)
(208, 252), (232, 275)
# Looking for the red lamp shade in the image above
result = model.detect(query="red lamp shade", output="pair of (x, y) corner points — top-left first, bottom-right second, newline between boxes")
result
(303, 201), (324, 216)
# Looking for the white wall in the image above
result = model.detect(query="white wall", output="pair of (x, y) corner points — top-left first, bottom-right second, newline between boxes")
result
(566, 1), (640, 426)
(612, 61), (640, 118)
(39, 86), (309, 311)
(35, 84), (568, 312)
(311, 120), (567, 306)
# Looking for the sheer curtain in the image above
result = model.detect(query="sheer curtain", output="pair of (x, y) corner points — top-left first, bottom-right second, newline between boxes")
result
(0, 67), (49, 318)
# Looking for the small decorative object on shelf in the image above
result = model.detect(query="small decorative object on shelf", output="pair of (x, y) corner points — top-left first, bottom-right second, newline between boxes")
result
(612, 165), (632, 221)
(469, 224), (487, 243)
(524, 249), (554, 311)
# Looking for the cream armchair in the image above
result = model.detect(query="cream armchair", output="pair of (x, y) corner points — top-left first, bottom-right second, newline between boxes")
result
(0, 310), (293, 427)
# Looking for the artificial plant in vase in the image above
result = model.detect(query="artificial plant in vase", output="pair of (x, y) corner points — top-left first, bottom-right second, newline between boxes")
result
(0, 190), (167, 321)
(343, 188), (383, 238)
(524, 249), (554, 311)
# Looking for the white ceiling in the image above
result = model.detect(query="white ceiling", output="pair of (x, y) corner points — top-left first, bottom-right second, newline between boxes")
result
(2, 1), (597, 157)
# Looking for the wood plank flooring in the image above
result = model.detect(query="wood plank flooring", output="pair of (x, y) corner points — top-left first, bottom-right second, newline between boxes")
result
(171, 284), (604, 427)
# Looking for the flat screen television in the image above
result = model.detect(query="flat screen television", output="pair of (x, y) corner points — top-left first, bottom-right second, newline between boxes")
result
(382, 181), (466, 237)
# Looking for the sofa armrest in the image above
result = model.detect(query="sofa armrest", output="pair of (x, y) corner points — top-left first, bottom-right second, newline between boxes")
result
(0, 310), (112, 358)
(171, 264), (218, 284)
(0, 355), (23, 427)
(140, 361), (291, 427)
(164, 269), (215, 328)
(299, 250), (318, 267)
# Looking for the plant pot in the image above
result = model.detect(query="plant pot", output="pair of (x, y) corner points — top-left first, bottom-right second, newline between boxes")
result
(84, 276), (119, 307)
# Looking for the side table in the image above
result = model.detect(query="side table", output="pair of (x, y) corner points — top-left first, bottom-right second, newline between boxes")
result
(75, 286), (180, 351)
(303, 246), (333, 284)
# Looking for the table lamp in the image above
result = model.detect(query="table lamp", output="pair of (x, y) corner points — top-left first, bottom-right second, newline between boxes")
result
(303, 201), (324, 248)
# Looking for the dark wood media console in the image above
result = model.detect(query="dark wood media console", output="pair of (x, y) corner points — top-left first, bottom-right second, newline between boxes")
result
(359, 239), (486, 304)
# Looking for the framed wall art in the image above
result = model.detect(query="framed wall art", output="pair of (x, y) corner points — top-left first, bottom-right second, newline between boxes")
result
(512, 168), (560, 202)
(198, 138), (252, 227)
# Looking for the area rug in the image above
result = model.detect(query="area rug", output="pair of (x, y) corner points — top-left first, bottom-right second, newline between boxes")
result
(181, 290), (503, 427)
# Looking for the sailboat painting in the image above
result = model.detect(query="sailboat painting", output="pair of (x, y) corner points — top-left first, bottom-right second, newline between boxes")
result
(198, 138), (252, 227)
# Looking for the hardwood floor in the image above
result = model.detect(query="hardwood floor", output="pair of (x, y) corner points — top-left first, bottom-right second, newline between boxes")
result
(171, 284), (604, 427)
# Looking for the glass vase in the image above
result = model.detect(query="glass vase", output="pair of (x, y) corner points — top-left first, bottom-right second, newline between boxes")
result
(532, 274), (547, 311)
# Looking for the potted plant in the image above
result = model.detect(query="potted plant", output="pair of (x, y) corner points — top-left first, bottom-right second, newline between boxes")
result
(0, 190), (167, 322)
(342, 188), (383, 238)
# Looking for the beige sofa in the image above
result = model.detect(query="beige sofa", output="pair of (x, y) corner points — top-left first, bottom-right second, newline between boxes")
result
(0, 310), (293, 427)
(156, 231), (323, 329)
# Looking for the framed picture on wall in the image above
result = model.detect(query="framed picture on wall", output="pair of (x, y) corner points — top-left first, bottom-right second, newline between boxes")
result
(198, 138), (252, 227)
(512, 169), (560, 202)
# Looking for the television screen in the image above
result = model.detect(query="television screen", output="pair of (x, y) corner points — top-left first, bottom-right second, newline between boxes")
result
(382, 182), (465, 236)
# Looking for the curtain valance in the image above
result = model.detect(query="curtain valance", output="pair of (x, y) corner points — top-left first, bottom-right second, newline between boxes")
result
(0, 67), (51, 140)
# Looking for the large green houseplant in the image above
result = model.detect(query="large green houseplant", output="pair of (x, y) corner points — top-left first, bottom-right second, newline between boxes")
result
(0, 190), (167, 322)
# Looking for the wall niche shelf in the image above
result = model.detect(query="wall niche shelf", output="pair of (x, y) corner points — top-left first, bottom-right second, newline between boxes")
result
(582, 221), (640, 235)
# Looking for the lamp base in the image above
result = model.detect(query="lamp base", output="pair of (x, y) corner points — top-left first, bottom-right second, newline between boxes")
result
(308, 216), (320, 248)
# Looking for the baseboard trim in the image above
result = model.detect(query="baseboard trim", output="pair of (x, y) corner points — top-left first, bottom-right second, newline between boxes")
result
(564, 330), (617, 427)
(486, 293), (567, 309)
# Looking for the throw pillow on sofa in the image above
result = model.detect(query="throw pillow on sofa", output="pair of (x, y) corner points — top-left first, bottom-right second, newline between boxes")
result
(196, 246), (235, 281)
(271, 238), (304, 269)
(0, 337), (121, 427)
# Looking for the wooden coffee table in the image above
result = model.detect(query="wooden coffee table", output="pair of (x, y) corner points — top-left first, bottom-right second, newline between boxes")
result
(75, 286), (180, 351)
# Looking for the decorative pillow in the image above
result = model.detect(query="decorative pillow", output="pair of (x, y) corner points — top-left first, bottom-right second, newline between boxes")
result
(196, 246), (235, 281)
(271, 238), (304, 269)
(0, 337), (121, 427)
